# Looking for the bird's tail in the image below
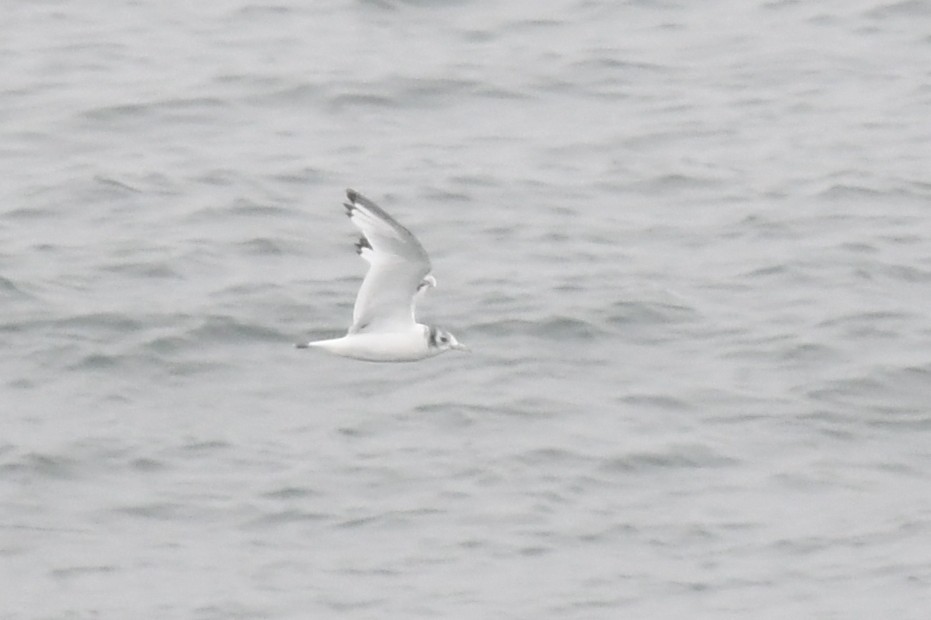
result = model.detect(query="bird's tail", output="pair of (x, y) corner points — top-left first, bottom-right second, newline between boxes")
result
(295, 338), (338, 350)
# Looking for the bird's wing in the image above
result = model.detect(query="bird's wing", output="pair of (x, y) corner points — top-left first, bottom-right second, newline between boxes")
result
(343, 189), (433, 334)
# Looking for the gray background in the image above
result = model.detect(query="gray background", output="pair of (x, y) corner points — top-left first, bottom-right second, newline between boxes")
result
(2, 0), (930, 618)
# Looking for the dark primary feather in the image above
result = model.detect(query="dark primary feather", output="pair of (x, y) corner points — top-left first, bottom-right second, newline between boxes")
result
(354, 235), (372, 255)
(344, 189), (423, 244)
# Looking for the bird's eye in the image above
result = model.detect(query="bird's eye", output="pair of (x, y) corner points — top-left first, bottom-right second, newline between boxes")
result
(440, 335), (448, 343)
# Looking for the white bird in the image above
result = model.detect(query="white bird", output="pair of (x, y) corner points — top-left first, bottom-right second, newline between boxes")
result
(297, 189), (467, 362)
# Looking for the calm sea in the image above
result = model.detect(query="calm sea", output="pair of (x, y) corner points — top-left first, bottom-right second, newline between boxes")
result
(2, 1), (930, 618)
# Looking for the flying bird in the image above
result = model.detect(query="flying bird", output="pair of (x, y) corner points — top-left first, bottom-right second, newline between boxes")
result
(296, 189), (467, 362)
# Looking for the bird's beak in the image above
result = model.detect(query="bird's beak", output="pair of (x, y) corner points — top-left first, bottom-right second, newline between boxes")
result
(452, 341), (470, 353)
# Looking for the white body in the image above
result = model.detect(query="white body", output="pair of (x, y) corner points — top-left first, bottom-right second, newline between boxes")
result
(304, 325), (440, 362)
(297, 190), (466, 362)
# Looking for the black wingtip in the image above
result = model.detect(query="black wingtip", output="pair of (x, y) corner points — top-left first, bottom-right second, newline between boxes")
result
(354, 235), (372, 254)
(346, 188), (358, 202)
(295, 342), (309, 349)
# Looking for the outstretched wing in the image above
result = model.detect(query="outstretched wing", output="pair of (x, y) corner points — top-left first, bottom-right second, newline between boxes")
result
(343, 189), (433, 334)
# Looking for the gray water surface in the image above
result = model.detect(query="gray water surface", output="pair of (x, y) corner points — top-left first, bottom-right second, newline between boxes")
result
(2, 1), (930, 618)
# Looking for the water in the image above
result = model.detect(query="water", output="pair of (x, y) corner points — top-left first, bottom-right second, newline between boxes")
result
(2, 0), (930, 618)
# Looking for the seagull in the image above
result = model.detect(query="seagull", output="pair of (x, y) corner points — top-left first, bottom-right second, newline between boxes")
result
(296, 189), (468, 362)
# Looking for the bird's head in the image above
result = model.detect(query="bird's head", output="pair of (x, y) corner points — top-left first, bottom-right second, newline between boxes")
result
(428, 326), (469, 354)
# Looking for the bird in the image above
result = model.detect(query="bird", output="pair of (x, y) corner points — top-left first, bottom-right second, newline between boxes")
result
(296, 189), (468, 362)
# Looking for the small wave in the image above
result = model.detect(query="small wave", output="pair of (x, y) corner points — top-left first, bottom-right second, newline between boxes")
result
(816, 310), (916, 335)
(236, 4), (295, 16)
(102, 260), (182, 279)
(1, 450), (82, 480)
(777, 342), (837, 363)
(131, 317), (292, 376)
(55, 312), (144, 335)
(247, 508), (329, 527)
(449, 173), (500, 188)
(876, 263), (931, 283)
(262, 486), (318, 500)
(71, 352), (120, 370)
(114, 501), (188, 520)
(328, 92), (397, 110)
(90, 173), (178, 197)
(4, 205), (58, 220)
(516, 447), (597, 468)
(140, 315), (291, 354)
(865, 0), (931, 20)
(270, 167), (327, 186)
(180, 202), (293, 229)
(816, 184), (888, 201)
(327, 76), (488, 112)
(178, 439), (231, 455)
(130, 457), (166, 472)
(188, 315), (289, 345)
(92, 175), (143, 194)
(50, 565), (117, 580)
(606, 300), (697, 327)
(570, 56), (668, 75)
(534, 316), (606, 340)
(600, 444), (736, 473)
(470, 316), (608, 341)
(224, 198), (293, 218)
(237, 237), (287, 256)
(620, 393), (693, 411)
(0, 275), (32, 300)
(806, 362), (931, 423)
(80, 96), (229, 123)
(253, 82), (323, 106)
